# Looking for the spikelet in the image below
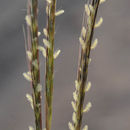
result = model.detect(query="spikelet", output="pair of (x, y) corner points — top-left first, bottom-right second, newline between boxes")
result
(38, 32), (41, 37)
(95, 17), (103, 28)
(91, 38), (98, 50)
(43, 28), (48, 37)
(27, 71), (31, 77)
(88, 58), (91, 64)
(46, 0), (51, 4)
(72, 112), (77, 124)
(46, 6), (49, 15)
(68, 122), (74, 130)
(23, 72), (32, 82)
(79, 37), (85, 49)
(55, 10), (64, 16)
(53, 49), (61, 59)
(100, 0), (106, 4)
(89, 5), (94, 13)
(85, 4), (90, 16)
(25, 15), (31, 26)
(75, 80), (79, 90)
(36, 84), (42, 92)
(38, 46), (46, 58)
(73, 91), (77, 101)
(26, 51), (32, 61)
(43, 39), (51, 48)
(87, 16), (92, 27)
(81, 26), (86, 38)
(32, 60), (38, 69)
(71, 101), (77, 112)
(83, 102), (92, 113)
(83, 125), (88, 130)
(26, 94), (33, 109)
(85, 82), (91, 92)
(28, 126), (34, 130)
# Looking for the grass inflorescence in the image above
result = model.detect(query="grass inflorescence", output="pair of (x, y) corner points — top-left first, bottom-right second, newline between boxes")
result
(45, 0), (56, 130)
(23, 0), (105, 130)
(68, 0), (105, 130)
(23, 0), (42, 130)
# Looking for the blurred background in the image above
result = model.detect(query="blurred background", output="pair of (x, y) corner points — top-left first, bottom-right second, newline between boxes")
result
(0, 0), (130, 130)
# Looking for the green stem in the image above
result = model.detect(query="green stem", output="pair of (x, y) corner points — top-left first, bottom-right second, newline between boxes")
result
(45, 0), (56, 130)
(74, 0), (100, 130)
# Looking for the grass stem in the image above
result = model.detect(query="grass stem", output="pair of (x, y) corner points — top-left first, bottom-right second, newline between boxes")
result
(45, 0), (56, 130)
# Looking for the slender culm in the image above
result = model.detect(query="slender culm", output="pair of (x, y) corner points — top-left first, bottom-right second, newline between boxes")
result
(45, 0), (56, 130)
(24, 0), (42, 130)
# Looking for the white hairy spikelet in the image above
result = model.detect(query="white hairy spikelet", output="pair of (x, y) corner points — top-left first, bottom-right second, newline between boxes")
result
(83, 102), (92, 113)
(38, 32), (41, 37)
(72, 112), (77, 124)
(23, 72), (32, 82)
(79, 37), (85, 49)
(53, 50), (61, 59)
(32, 60), (38, 70)
(36, 84), (42, 92)
(25, 15), (31, 26)
(29, 126), (34, 130)
(68, 122), (74, 130)
(26, 51), (32, 61)
(46, 6), (49, 15)
(75, 80), (79, 90)
(81, 26), (86, 38)
(91, 38), (98, 50)
(100, 0), (106, 4)
(85, 82), (91, 92)
(43, 28), (48, 37)
(43, 39), (51, 48)
(38, 46), (46, 58)
(55, 10), (64, 16)
(89, 5), (94, 13)
(95, 17), (103, 28)
(27, 71), (31, 77)
(85, 4), (90, 16)
(73, 91), (77, 101)
(83, 125), (88, 130)
(87, 16), (92, 27)
(88, 58), (91, 64)
(71, 101), (77, 112)
(26, 94), (33, 109)
(46, 0), (51, 4)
